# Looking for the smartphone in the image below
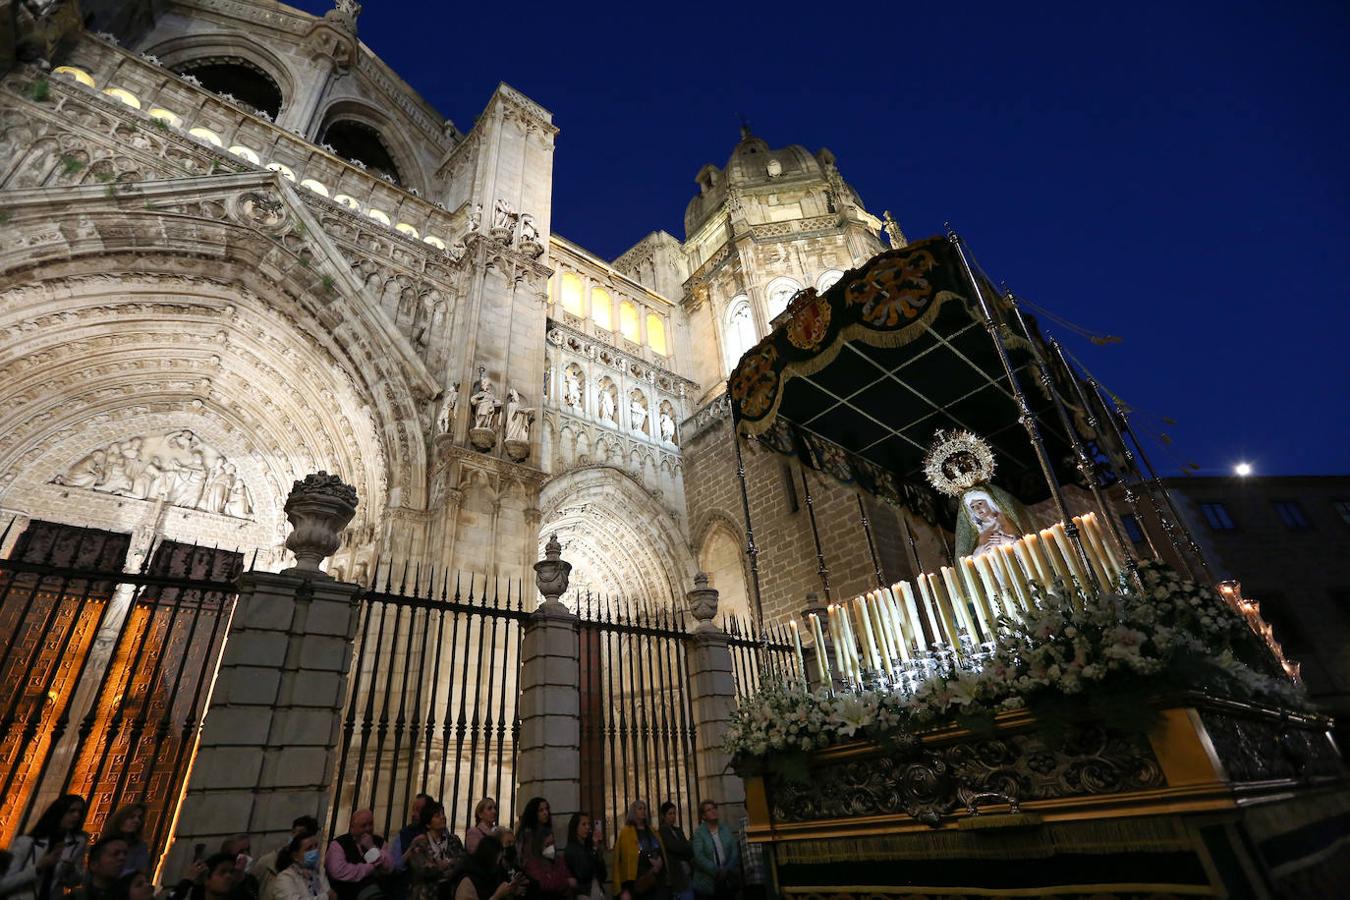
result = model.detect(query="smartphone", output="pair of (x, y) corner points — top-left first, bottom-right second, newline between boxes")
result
(193, 843), (206, 863)
(593, 820), (603, 844)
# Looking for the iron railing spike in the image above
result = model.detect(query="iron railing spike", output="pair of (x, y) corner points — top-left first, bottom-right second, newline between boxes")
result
(0, 515), (16, 548)
(248, 547), (260, 572)
(453, 571), (462, 603)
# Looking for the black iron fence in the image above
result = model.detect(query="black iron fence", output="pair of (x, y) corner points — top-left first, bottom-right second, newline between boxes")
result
(0, 519), (240, 863)
(329, 568), (528, 841)
(727, 616), (801, 700)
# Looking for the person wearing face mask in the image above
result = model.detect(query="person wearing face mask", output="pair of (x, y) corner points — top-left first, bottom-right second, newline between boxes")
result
(514, 798), (573, 900)
(266, 832), (329, 900)
(255, 817), (321, 900)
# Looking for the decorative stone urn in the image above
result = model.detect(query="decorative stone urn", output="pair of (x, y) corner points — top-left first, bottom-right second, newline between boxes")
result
(282, 471), (358, 576)
(519, 236), (544, 259)
(687, 571), (719, 632)
(503, 439), (529, 463)
(532, 533), (572, 613)
(468, 427), (497, 453)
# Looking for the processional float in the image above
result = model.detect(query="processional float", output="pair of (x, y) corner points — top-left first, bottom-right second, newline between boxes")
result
(722, 231), (1346, 896)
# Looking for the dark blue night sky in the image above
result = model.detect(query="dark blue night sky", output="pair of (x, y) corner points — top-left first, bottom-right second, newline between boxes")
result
(293, 0), (1350, 476)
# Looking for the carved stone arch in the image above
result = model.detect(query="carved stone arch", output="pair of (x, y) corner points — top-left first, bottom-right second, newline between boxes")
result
(314, 98), (428, 195)
(539, 465), (695, 605)
(692, 512), (753, 624)
(144, 32), (297, 116)
(0, 179), (437, 518)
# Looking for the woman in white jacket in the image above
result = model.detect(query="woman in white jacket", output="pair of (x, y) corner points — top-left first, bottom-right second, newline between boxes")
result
(265, 832), (331, 900)
(0, 795), (88, 900)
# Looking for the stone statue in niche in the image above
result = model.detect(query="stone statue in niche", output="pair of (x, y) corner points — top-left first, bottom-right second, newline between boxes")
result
(562, 368), (582, 409)
(504, 389), (536, 463)
(467, 202), (482, 233)
(629, 393), (648, 435)
(491, 198), (518, 240)
(53, 429), (255, 519)
(437, 382), (459, 434)
(660, 409), (677, 444)
(518, 214), (544, 258)
(599, 385), (616, 424)
(468, 368), (502, 451)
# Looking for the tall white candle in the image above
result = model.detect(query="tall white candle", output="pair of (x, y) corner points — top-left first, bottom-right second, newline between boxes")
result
(961, 557), (995, 632)
(867, 592), (896, 674)
(853, 596), (881, 672)
(1084, 512), (1122, 580)
(883, 588), (912, 660)
(1073, 515), (1112, 590)
(808, 612), (830, 686)
(1040, 527), (1074, 586)
(897, 581), (927, 652)
(916, 574), (947, 647)
(998, 545), (1031, 609)
(1023, 533), (1055, 586)
(788, 620), (807, 687)
(941, 566), (976, 642)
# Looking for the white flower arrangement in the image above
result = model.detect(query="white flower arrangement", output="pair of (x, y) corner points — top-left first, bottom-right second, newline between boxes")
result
(724, 561), (1302, 765)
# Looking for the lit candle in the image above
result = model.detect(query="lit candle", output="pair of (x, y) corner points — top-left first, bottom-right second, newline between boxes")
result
(897, 581), (927, 652)
(1012, 540), (1037, 594)
(808, 612), (830, 686)
(1084, 513), (1122, 579)
(1023, 533), (1054, 587)
(961, 557), (995, 632)
(998, 545), (1031, 609)
(1040, 527), (1074, 586)
(973, 552), (1005, 619)
(929, 574), (962, 649)
(916, 574), (947, 647)
(883, 588), (912, 660)
(826, 605), (848, 681)
(941, 566), (978, 643)
(838, 602), (861, 680)
(788, 620), (807, 686)
(1073, 515), (1113, 590)
(1052, 522), (1091, 589)
(853, 596), (882, 672)
(866, 593), (895, 674)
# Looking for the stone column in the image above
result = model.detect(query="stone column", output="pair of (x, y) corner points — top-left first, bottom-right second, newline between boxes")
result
(514, 534), (580, 846)
(684, 574), (746, 827)
(165, 473), (361, 874)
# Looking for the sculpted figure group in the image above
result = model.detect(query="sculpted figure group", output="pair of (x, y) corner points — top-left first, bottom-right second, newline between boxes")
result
(56, 429), (254, 518)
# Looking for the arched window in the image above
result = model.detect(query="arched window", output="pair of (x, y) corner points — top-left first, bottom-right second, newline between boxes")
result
(816, 269), (845, 292)
(724, 296), (757, 372)
(102, 87), (141, 109)
(591, 287), (613, 330)
(559, 273), (583, 316)
(647, 314), (667, 355)
(765, 276), (803, 320)
(174, 58), (283, 118)
(53, 66), (95, 87)
(619, 302), (640, 342)
(320, 120), (401, 185)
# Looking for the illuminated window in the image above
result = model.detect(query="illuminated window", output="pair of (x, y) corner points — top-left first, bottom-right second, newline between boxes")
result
(591, 287), (612, 330)
(299, 178), (329, 197)
(423, 235), (447, 250)
(53, 66), (95, 87)
(188, 126), (223, 147)
(266, 162), (296, 182)
(333, 193), (361, 210)
(647, 314), (667, 355)
(228, 145), (261, 164)
(395, 223), (420, 239)
(816, 269), (845, 292)
(559, 273), (583, 316)
(619, 302), (640, 342)
(724, 296), (757, 372)
(765, 276), (802, 319)
(366, 208), (391, 225)
(102, 87), (141, 109)
(147, 108), (183, 128)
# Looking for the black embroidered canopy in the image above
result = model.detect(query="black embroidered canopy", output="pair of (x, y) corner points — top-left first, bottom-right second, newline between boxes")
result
(726, 236), (1094, 522)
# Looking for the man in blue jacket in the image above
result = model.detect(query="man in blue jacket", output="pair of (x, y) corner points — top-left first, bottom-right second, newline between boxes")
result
(689, 801), (738, 900)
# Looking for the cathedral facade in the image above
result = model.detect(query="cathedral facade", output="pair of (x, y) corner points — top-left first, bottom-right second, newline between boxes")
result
(1, 0), (939, 624)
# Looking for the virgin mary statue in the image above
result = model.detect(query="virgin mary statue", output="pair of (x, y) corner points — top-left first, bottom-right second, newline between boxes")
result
(923, 429), (1033, 559)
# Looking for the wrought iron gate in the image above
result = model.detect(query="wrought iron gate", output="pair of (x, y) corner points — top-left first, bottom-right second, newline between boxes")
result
(329, 568), (527, 841)
(0, 519), (240, 861)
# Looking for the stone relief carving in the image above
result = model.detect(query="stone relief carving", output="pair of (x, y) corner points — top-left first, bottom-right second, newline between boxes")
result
(52, 429), (255, 518)
(504, 389), (536, 462)
(659, 406), (677, 444)
(468, 367), (501, 452)
(629, 390), (648, 436)
(518, 213), (543, 258)
(491, 198), (517, 240)
(467, 202), (482, 233)
(598, 379), (617, 425)
(562, 365), (583, 410)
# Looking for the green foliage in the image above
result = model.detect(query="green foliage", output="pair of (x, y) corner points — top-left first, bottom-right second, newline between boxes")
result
(0, 210), (12, 225)
(28, 80), (50, 102)
(321, 274), (336, 294)
(60, 155), (85, 175)
(94, 169), (114, 183)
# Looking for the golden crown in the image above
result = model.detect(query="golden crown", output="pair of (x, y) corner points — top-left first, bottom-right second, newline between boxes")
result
(922, 429), (996, 497)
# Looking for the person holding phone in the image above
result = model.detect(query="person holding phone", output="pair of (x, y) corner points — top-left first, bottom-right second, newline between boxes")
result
(562, 814), (605, 900)
(449, 837), (525, 900)
(611, 801), (664, 899)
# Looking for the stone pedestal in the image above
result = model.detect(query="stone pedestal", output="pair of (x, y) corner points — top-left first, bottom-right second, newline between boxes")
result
(165, 571), (362, 874)
(686, 627), (746, 827)
(514, 603), (580, 846)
